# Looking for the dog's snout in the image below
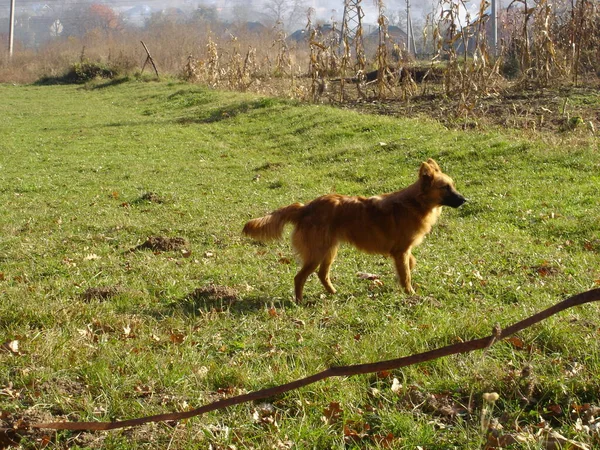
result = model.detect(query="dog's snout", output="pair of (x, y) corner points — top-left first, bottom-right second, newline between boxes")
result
(444, 191), (467, 208)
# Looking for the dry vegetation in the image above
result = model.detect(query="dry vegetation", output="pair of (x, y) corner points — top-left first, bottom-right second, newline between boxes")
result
(1, 0), (599, 130)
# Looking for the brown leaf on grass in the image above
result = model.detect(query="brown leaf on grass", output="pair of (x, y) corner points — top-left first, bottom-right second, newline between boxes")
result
(216, 386), (236, 396)
(134, 385), (154, 398)
(267, 307), (278, 317)
(541, 430), (591, 450)
(376, 370), (392, 378)
(0, 427), (20, 448)
(91, 319), (115, 334)
(169, 332), (186, 344)
(322, 402), (343, 424)
(545, 404), (563, 416)
(343, 421), (370, 443)
(291, 318), (305, 328)
(571, 403), (600, 424)
(252, 403), (278, 427)
(373, 432), (396, 448)
(486, 430), (535, 448)
(506, 336), (525, 349)
(0, 273), (5, 281)
(531, 262), (560, 277)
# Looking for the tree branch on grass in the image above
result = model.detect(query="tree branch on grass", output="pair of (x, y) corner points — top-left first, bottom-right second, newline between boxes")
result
(28, 288), (600, 432)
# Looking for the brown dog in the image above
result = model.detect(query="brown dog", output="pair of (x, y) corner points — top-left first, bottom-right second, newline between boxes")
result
(243, 159), (466, 302)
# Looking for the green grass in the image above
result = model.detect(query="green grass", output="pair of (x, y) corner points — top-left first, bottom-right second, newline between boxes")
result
(0, 79), (599, 449)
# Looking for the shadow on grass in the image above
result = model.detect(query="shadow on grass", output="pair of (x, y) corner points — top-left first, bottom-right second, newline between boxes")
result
(176, 98), (284, 124)
(90, 77), (131, 89)
(172, 284), (297, 317)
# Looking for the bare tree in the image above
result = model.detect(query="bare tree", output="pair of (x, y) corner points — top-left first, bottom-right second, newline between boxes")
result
(264, 0), (288, 25)
(264, 0), (306, 30)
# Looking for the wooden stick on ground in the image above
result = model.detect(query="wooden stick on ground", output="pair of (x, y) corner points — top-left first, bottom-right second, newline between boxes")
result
(141, 41), (159, 78)
(30, 288), (600, 432)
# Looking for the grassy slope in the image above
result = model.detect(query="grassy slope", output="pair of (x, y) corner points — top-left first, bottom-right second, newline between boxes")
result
(0, 80), (599, 449)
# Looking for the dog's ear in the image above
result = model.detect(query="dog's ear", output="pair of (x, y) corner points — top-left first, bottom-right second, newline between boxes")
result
(419, 161), (435, 187)
(426, 158), (441, 172)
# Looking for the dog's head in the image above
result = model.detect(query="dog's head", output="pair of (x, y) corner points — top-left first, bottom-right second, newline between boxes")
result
(419, 159), (466, 208)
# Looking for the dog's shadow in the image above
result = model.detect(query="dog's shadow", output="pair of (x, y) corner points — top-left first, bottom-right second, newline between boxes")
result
(174, 284), (297, 317)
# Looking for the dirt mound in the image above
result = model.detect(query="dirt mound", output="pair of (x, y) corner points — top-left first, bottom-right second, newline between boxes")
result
(82, 286), (123, 301)
(188, 284), (241, 302)
(132, 236), (189, 252)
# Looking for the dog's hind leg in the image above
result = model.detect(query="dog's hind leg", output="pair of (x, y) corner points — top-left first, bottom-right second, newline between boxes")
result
(318, 245), (338, 295)
(392, 250), (416, 295)
(294, 260), (319, 303)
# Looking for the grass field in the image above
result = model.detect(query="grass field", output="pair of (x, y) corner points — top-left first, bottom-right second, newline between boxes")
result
(0, 78), (599, 449)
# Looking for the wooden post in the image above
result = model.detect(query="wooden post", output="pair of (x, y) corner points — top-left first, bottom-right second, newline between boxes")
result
(140, 41), (159, 78)
(9, 0), (16, 58)
(491, 0), (498, 56)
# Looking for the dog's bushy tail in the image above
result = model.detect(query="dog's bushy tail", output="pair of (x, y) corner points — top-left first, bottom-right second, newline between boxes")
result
(243, 202), (304, 241)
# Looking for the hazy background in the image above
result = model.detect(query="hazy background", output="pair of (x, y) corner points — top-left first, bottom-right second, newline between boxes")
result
(0, 0), (456, 31)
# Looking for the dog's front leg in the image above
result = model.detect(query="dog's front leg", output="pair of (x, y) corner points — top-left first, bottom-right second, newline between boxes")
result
(392, 251), (416, 295)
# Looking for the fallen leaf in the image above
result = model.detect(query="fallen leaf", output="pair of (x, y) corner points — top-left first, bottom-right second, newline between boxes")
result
(170, 332), (186, 344)
(391, 378), (403, 394)
(1, 340), (21, 355)
(507, 336), (525, 349)
(541, 430), (590, 450)
(122, 324), (135, 339)
(357, 272), (380, 280)
(291, 319), (305, 328)
(323, 402), (343, 424)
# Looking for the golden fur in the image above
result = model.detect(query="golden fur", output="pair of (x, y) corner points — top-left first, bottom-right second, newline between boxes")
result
(243, 159), (466, 302)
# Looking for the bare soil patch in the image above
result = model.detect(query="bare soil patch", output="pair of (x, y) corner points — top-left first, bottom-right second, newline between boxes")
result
(336, 85), (600, 132)
(131, 236), (189, 253)
(188, 284), (241, 303)
(82, 285), (124, 302)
